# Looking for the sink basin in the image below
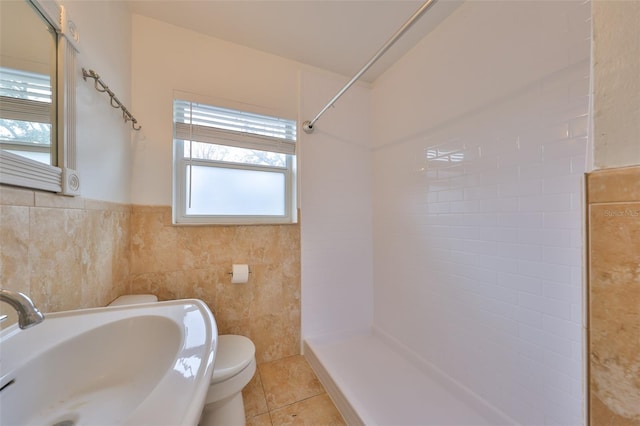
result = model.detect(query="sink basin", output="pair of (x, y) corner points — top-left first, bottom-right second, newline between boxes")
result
(0, 299), (217, 425)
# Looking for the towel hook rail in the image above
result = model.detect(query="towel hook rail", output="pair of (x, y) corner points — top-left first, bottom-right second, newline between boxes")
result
(302, 0), (437, 134)
(82, 68), (142, 131)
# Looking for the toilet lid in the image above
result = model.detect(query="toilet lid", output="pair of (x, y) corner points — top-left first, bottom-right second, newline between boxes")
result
(211, 335), (256, 384)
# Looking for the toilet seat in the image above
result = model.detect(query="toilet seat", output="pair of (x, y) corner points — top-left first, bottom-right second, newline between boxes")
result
(211, 335), (255, 384)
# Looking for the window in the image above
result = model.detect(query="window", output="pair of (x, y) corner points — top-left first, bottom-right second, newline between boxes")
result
(173, 99), (297, 224)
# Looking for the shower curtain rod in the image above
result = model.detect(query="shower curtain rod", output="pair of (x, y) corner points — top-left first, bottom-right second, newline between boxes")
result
(302, 0), (438, 134)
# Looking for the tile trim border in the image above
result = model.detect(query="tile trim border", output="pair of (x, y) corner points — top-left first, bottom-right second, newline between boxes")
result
(586, 166), (640, 203)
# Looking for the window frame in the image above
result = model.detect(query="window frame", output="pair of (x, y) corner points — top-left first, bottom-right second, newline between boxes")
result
(172, 100), (297, 225)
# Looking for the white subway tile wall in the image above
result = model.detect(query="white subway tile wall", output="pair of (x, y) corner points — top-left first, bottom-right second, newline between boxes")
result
(371, 1), (590, 424)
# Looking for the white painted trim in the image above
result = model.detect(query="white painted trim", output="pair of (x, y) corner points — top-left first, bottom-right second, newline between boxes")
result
(0, 150), (61, 192)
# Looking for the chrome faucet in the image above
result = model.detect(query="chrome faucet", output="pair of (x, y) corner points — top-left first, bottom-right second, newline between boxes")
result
(0, 289), (45, 329)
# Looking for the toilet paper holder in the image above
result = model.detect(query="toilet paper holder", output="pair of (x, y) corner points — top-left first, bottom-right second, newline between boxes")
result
(227, 267), (252, 276)
(228, 264), (251, 284)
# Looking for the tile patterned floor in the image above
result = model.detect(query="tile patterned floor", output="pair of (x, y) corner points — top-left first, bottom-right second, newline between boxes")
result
(243, 355), (346, 426)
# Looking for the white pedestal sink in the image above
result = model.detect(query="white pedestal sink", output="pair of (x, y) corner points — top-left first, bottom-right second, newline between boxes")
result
(0, 299), (217, 426)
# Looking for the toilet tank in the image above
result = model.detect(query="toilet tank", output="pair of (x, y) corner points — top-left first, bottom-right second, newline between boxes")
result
(108, 294), (158, 306)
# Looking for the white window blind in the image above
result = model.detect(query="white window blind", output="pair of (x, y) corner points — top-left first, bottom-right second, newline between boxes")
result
(0, 67), (51, 123)
(173, 100), (296, 155)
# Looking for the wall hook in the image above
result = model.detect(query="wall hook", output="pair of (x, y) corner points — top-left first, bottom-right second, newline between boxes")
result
(82, 68), (142, 131)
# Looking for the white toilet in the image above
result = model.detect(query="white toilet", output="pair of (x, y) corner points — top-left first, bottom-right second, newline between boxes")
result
(199, 334), (256, 426)
(108, 295), (257, 426)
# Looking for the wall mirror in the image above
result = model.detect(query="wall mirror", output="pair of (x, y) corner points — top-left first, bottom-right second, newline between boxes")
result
(0, 0), (80, 195)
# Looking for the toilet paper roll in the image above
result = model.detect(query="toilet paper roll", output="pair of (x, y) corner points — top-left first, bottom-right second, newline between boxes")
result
(231, 264), (250, 284)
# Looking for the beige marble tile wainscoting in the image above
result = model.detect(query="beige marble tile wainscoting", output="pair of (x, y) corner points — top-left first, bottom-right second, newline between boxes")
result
(129, 205), (301, 365)
(0, 187), (131, 323)
(587, 166), (640, 425)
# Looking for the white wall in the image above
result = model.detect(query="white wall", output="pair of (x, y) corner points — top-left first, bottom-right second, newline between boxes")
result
(300, 70), (374, 340)
(130, 15), (299, 206)
(371, 1), (590, 424)
(64, 0), (132, 203)
(593, 0), (640, 169)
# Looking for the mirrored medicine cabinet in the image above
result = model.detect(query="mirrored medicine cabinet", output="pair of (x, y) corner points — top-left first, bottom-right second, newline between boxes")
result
(0, 0), (80, 195)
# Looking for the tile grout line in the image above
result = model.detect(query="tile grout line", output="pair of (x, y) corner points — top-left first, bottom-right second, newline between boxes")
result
(268, 390), (328, 413)
(254, 365), (274, 425)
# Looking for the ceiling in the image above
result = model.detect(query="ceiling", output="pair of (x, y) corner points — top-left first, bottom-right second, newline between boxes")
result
(127, 0), (462, 83)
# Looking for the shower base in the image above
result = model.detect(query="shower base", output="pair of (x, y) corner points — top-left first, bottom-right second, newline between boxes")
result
(304, 329), (514, 425)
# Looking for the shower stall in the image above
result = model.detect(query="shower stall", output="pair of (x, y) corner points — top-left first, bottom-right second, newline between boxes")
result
(301, 1), (590, 424)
